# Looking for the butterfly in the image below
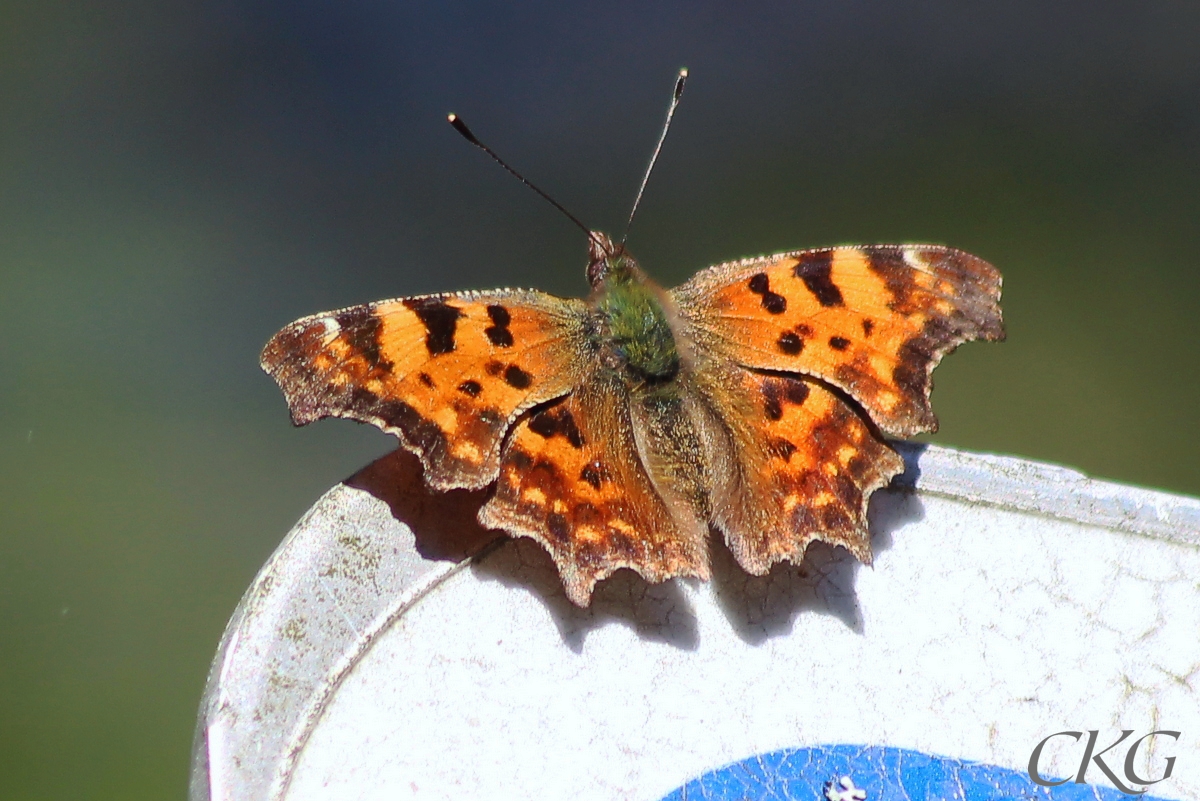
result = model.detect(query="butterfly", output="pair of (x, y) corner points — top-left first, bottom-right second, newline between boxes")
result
(260, 73), (1004, 607)
(262, 234), (1003, 605)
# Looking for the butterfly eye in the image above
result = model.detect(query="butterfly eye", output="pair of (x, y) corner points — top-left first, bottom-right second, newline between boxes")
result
(586, 255), (608, 288)
(586, 232), (621, 287)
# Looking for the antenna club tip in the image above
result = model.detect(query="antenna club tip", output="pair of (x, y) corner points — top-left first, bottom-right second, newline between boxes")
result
(447, 113), (480, 145)
(679, 67), (688, 78)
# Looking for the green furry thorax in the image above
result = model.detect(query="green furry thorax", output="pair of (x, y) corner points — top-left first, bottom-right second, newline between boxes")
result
(593, 260), (680, 385)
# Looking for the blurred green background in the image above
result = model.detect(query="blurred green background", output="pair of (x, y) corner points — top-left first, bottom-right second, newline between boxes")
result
(1, 1), (1198, 797)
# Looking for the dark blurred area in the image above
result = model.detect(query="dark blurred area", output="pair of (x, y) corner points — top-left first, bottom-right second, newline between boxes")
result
(1, 1), (1198, 797)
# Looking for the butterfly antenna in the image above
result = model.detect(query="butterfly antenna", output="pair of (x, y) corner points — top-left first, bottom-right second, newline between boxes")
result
(447, 113), (602, 250)
(620, 68), (688, 247)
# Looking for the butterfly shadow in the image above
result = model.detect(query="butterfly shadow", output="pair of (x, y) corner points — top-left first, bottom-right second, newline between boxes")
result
(346, 445), (926, 653)
(345, 448), (503, 563)
(346, 448), (700, 653)
(471, 540), (701, 653)
(710, 453), (927, 646)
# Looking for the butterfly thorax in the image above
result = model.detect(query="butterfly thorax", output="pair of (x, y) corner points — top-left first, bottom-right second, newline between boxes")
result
(586, 234), (680, 387)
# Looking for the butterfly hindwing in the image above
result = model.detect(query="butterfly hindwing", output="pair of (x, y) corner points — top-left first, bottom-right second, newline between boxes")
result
(673, 245), (1004, 437)
(480, 370), (711, 605)
(261, 290), (591, 490)
(693, 363), (905, 572)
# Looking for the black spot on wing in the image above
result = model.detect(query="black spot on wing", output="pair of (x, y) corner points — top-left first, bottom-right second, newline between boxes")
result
(747, 272), (788, 314)
(403, 297), (463, 355)
(777, 331), (804, 355)
(861, 319), (875, 337)
(762, 375), (810, 422)
(504, 364), (532, 389)
(506, 448), (533, 470)
(793, 252), (844, 307)
(864, 249), (916, 314)
(528, 406), (586, 448)
(457, 380), (482, 397)
(484, 304), (514, 348)
(783, 380), (809, 406)
(768, 437), (797, 461)
(528, 410), (557, 439)
(580, 462), (605, 489)
(829, 336), (850, 351)
(335, 306), (390, 369)
(763, 381), (784, 421)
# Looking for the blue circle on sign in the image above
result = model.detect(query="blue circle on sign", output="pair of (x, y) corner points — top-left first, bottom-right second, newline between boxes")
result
(658, 745), (1174, 800)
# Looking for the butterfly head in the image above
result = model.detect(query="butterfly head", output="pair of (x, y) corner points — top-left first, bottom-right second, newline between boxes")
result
(586, 231), (637, 289)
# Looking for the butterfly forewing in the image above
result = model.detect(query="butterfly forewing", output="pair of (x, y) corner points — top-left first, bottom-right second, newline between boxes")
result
(261, 290), (591, 490)
(672, 244), (1004, 437)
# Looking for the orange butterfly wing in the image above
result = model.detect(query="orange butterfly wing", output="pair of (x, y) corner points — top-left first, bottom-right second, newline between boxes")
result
(673, 244), (1003, 573)
(262, 243), (1003, 603)
(673, 245), (1004, 437)
(261, 290), (590, 490)
(692, 364), (904, 573)
(479, 372), (710, 606)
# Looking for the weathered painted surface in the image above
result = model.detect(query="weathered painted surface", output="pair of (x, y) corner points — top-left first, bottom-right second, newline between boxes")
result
(191, 444), (1200, 801)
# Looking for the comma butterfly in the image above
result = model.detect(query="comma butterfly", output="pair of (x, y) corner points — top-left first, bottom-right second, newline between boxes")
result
(261, 71), (1004, 606)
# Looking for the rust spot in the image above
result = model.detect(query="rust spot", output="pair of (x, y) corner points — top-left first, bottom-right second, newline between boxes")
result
(572, 501), (602, 526)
